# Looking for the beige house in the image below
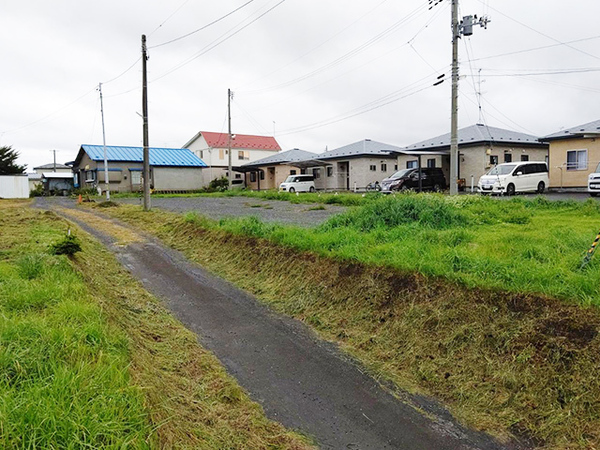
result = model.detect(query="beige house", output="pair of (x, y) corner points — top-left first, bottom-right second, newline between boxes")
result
(309, 139), (402, 191)
(239, 148), (318, 190)
(183, 131), (281, 186)
(401, 124), (548, 189)
(72, 145), (206, 193)
(542, 119), (600, 189)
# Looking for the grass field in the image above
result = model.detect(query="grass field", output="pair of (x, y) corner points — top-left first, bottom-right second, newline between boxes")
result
(0, 201), (313, 449)
(172, 194), (600, 305)
(97, 194), (600, 448)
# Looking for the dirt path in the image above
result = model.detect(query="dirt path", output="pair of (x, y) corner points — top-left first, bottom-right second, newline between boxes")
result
(40, 199), (516, 450)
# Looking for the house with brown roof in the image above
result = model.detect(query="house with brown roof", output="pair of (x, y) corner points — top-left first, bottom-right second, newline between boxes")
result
(183, 131), (281, 186)
(541, 119), (600, 189)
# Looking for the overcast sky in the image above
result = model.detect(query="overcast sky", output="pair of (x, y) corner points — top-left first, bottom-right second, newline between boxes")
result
(1, 0), (599, 171)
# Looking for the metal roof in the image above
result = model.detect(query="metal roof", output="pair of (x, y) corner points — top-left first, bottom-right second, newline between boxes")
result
(42, 172), (74, 179)
(317, 139), (404, 160)
(404, 124), (544, 151)
(241, 148), (318, 168)
(33, 163), (70, 170)
(542, 119), (600, 141)
(80, 145), (206, 167)
(186, 131), (281, 151)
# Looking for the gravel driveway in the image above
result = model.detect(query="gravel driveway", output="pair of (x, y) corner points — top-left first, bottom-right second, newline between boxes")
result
(116, 196), (347, 227)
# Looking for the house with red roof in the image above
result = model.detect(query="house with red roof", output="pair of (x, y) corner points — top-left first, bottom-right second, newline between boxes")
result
(183, 131), (281, 186)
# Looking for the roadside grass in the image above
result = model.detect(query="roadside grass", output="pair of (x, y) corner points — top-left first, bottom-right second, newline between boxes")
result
(97, 195), (600, 448)
(0, 201), (314, 449)
(0, 202), (152, 448)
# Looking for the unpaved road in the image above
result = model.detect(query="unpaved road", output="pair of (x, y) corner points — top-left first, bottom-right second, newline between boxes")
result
(38, 198), (519, 450)
(115, 196), (347, 227)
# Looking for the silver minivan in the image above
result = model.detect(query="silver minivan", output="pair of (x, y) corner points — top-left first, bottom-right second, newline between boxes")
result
(279, 174), (315, 193)
(478, 162), (549, 195)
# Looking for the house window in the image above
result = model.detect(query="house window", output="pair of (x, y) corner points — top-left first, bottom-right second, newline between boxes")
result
(219, 149), (225, 159)
(250, 172), (256, 182)
(238, 150), (249, 160)
(85, 170), (96, 182)
(199, 150), (204, 159)
(369, 165), (376, 171)
(381, 163), (387, 172)
(394, 164), (398, 171)
(260, 171), (265, 180)
(290, 170), (297, 175)
(235, 173), (241, 179)
(504, 152), (512, 163)
(327, 166), (333, 177)
(427, 158), (436, 168)
(521, 154), (529, 162)
(130, 171), (142, 185)
(407, 160), (418, 169)
(567, 149), (587, 170)
(313, 168), (321, 179)
(490, 155), (498, 166)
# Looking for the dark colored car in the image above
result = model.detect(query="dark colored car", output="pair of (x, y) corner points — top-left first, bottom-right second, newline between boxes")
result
(380, 168), (447, 192)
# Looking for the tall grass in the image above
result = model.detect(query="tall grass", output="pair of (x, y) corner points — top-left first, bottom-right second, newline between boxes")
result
(163, 194), (600, 305)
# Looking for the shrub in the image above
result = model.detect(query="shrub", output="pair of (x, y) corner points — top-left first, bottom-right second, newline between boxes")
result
(49, 234), (82, 256)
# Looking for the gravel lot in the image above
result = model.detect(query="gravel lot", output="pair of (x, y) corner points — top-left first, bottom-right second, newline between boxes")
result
(116, 196), (347, 227)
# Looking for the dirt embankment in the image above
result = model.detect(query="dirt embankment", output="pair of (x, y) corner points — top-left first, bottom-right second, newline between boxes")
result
(109, 207), (600, 449)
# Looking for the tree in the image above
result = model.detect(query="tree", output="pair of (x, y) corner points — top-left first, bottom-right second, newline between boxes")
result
(0, 146), (26, 175)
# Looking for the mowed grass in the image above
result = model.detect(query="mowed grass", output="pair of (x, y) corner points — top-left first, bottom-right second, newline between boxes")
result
(0, 203), (152, 448)
(0, 201), (314, 449)
(175, 194), (600, 305)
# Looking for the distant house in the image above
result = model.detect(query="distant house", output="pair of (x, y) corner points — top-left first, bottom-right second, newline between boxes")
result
(33, 163), (72, 174)
(310, 139), (402, 191)
(42, 172), (74, 195)
(239, 148), (319, 190)
(72, 145), (207, 193)
(183, 131), (281, 185)
(541, 119), (600, 189)
(400, 124), (548, 188)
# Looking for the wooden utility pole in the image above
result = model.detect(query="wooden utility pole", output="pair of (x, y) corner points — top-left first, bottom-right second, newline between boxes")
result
(98, 82), (110, 200)
(227, 88), (233, 190)
(142, 34), (150, 210)
(449, 0), (459, 195)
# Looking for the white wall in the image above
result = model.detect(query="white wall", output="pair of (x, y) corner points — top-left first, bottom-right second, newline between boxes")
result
(0, 175), (29, 198)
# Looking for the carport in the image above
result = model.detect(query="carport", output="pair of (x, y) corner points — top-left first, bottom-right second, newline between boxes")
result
(381, 149), (450, 192)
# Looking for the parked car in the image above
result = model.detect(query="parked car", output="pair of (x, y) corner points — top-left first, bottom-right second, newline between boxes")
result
(380, 168), (447, 192)
(279, 174), (315, 193)
(588, 162), (600, 197)
(478, 161), (548, 195)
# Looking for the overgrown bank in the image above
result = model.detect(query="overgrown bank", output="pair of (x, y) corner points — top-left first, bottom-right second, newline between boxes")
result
(0, 201), (313, 449)
(102, 200), (600, 449)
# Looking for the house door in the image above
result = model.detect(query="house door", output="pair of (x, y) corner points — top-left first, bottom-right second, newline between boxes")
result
(337, 162), (349, 190)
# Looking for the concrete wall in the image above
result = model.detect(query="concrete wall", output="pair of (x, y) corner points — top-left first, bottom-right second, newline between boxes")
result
(0, 175), (29, 199)
(154, 167), (203, 190)
(312, 157), (397, 191)
(548, 137), (600, 188)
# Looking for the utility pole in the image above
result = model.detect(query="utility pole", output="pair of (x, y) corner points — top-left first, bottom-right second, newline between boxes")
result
(142, 34), (150, 211)
(449, 2), (490, 195)
(227, 88), (233, 190)
(51, 149), (57, 172)
(98, 83), (110, 201)
(449, 0), (459, 195)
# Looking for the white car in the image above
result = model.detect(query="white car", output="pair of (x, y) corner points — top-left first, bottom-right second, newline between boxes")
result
(279, 174), (315, 193)
(478, 162), (549, 195)
(588, 162), (600, 197)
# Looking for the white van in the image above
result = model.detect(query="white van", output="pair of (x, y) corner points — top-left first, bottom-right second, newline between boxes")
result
(478, 162), (549, 195)
(588, 162), (600, 196)
(279, 174), (315, 193)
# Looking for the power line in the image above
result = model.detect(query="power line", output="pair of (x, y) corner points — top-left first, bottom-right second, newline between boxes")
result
(241, 2), (431, 95)
(150, 0), (256, 49)
(148, 0), (191, 37)
(476, 1), (600, 62)
(152, 0), (288, 82)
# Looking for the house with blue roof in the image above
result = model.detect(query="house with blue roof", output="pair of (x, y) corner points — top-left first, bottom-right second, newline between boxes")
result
(72, 145), (207, 193)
